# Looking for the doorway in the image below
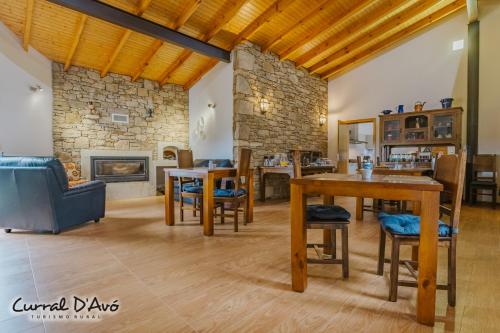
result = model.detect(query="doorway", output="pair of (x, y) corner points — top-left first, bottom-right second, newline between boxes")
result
(338, 118), (376, 174)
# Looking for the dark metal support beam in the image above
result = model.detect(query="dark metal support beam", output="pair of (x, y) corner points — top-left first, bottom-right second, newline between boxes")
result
(465, 20), (480, 201)
(47, 0), (231, 62)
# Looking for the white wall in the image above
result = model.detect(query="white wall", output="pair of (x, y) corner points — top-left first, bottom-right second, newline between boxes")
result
(189, 61), (233, 160)
(327, 11), (468, 162)
(0, 22), (53, 156)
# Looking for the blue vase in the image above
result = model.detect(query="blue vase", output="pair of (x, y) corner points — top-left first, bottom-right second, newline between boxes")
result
(362, 161), (373, 170)
(397, 105), (404, 113)
(440, 98), (454, 109)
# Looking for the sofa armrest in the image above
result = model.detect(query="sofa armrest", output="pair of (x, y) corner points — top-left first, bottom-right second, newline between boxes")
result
(64, 180), (106, 196)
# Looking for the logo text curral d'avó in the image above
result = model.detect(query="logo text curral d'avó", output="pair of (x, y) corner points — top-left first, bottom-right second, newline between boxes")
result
(11, 296), (120, 321)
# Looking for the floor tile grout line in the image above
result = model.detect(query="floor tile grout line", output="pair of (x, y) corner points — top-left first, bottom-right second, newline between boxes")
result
(25, 239), (47, 333)
(97, 238), (201, 333)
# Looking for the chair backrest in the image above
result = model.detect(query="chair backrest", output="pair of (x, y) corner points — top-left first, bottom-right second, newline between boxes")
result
(292, 150), (302, 179)
(356, 156), (362, 170)
(235, 148), (252, 191)
(472, 154), (497, 181)
(177, 149), (194, 169)
(433, 149), (467, 229)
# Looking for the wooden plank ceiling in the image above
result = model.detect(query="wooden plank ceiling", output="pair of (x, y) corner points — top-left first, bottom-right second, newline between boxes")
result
(0, 0), (466, 90)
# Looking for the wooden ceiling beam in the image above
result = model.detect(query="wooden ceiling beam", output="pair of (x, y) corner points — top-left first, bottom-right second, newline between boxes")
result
(181, 0), (294, 89)
(183, 59), (219, 90)
(131, 0), (202, 81)
(159, 49), (193, 84)
(23, 0), (35, 51)
(320, 0), (466, 80)
(294, 0), (408, 68)
(175, 0), (202, 28)
(201, 0), (250, 41)
(229, 0), (296, 49)
(261, 0), (330, 53)
(100, 0), (152, 77)
(466, 0), (478, 22)
(309, 0), (439, 74)
(160, 0), (249, 86)
(64, 14), (87, 71)
(101, 30), (132, 77)
(131, 39), (163, 81)
(279, 0), (377, 61)
(46, 0), (230, 62)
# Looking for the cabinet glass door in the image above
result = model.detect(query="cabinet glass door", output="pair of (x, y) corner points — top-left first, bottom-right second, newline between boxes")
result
(383, 119), (401, 142)
(405, 129), (427, 142)
(432, 114), (454, 140)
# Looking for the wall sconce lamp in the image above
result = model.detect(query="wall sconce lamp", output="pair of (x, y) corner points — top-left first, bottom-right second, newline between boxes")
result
(259, 98), (269, 114)
(87, 101), (100, 116)
(145, 105), (154, 118)
(29, 85), (43, 92)
(319, 113), (327, 126)
(208, 103), (216, 111)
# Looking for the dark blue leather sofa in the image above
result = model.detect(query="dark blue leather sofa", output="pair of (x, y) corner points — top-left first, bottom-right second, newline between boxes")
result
(0, 157), (106, 234)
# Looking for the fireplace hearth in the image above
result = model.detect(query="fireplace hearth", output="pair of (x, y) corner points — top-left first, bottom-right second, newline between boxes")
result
(91, 156), (149, 183)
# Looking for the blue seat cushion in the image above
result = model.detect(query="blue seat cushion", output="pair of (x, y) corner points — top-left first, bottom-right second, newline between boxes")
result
(378, 212), (457, 237)
(182, 184), (203, 194)
(306, 205), (351, 221)
(214, 188), (247, 197)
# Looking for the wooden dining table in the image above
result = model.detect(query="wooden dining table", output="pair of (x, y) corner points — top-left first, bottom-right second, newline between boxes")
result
(356, 167), (434, 220)
(164, 167), (254, 236)
(290, 173), (443, 326)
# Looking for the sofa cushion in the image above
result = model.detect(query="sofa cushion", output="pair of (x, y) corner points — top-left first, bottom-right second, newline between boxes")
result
(0, 157), (69, 191)
(306, 205), (351, 222)
(63, 162), (81, 181)
(378, 212), (456, 237)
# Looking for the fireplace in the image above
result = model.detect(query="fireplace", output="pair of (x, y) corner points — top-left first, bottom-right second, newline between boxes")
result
(91, 156), (149, 183)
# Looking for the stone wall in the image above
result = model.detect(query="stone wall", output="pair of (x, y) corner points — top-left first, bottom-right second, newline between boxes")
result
(233, 42), (328, 199)
(52, 63), (189, 166)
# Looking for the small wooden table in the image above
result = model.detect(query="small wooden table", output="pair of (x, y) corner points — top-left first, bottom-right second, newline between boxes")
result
(259, 165), (335, 201)
(290, 173), (443, 326)
(164, 167), (254, 236)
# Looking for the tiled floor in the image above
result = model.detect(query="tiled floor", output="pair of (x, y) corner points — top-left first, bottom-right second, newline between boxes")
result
(0, 196), (499, 332)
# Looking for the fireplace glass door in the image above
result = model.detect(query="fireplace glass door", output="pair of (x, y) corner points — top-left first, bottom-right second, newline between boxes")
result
(91, 157), (149, 183)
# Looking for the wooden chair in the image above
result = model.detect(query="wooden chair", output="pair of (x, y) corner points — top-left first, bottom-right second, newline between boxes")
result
(377, 149), (466, 305)
(214, 148), (252, 232)
(469, 154), (497, 209)
(292, 150), (350, 278)
(177, 149), (203, 224)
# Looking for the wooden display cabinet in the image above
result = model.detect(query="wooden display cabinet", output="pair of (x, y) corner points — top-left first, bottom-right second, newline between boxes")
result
(380, 107), (463, 160)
